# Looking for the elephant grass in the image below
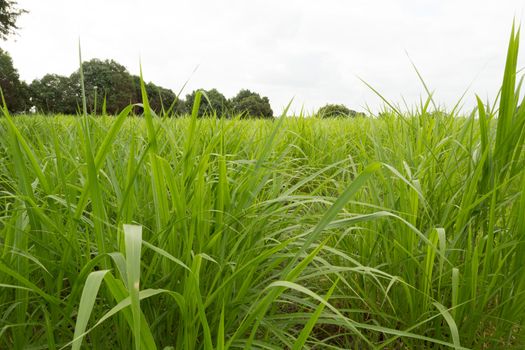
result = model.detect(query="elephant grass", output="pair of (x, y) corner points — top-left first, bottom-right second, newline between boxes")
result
(0, 26), (525, 350)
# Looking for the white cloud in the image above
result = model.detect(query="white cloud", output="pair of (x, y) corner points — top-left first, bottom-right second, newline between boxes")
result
(3, 0), (525, 114)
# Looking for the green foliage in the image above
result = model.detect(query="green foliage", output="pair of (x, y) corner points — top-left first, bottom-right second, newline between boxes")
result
(29, 74), (78, 114)
(144, 82), (176, 115)
(131, 76), (183, 115)
(0, 0), (26, 40)
(0, 47), (29, 112)
(1, 21), (525, 350)
(68, 58), (180, 116)
(229, 89), (274, 118)
(69, 59), (135, 114)
(317, 103), (359, 118)
(20, 58), (180, 116)
(184, 88), (229, 117)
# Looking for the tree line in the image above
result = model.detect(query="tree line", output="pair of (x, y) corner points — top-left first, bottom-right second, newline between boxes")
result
(0, 48), (275, 117)
(1, 48), (364, 118)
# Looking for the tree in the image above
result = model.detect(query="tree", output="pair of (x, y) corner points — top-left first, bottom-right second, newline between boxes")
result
(131, 76), (182, 116)
(229, 89), (273, 118)
(317, 104), (358, 118)
(169, 95), (186, 116)
(29, 74), (78, 114)
(0, 0), (27, 40)
(146, 83), (175, 114)
(70, 59), (135, 114)
(0, 47), (29, 112)
(184, 88), (229, 117)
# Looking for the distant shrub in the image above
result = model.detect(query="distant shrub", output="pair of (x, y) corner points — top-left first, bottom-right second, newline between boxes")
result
(317, 104), (359, 118)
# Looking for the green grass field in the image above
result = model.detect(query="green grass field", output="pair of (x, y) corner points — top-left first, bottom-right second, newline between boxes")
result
(1, 27), (524, 350)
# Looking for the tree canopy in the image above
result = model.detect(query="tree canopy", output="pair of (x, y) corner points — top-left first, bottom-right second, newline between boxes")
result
(29, 74), (78, 114)
(230, 89), (273, 118)
(22, 59), (182, 115)
(185, 88), (229, 117)
(317, 104), (360, 118)
(0, 0), (26, 40)
(131, 76), (184, 115)
(69, 59), (135, 114)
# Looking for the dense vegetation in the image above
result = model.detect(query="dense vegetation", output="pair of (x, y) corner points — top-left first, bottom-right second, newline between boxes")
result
(1, 21), (525, 350)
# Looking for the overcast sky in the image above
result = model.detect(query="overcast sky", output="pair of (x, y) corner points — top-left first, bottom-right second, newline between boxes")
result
(3, 0), (525, 114)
